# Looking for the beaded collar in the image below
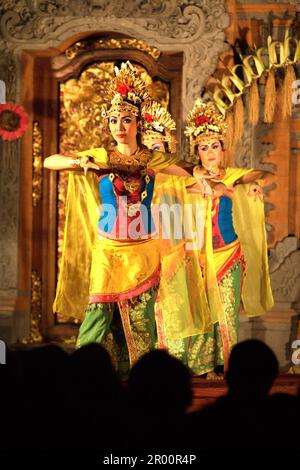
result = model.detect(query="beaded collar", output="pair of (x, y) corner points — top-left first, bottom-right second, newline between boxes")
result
(108, 146), (151, 173)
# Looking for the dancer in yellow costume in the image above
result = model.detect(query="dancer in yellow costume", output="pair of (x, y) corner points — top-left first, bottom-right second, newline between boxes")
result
(44, 61), (200, 377)
(156, 100), (274, 379)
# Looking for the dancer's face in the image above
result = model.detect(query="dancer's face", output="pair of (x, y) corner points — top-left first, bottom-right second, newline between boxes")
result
(197, 138), (223, 171)
(109, 112), (138, 145)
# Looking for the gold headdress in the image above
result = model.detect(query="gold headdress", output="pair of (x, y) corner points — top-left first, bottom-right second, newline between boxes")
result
(141, 101), (177, 153)
(184, 99), (227, 156)
(102, 61), (152, 118)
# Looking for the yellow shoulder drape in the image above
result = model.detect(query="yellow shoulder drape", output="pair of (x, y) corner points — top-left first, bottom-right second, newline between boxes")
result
(152, 172), (212, 339)
(53, 148), (109, 320)
(201, 167), (273, 327)
(225, 167), (273, 315)
(149, 150), (179, 171)
(232, 183), (274, 316)
(53, 170), (101, 320)
(156, 167), (273, 340)
(53, 148), (186, 320)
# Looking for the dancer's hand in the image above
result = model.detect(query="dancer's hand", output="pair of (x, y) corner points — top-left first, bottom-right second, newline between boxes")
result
(79, 155), (101, 175)
(193, 166), (215, 181)
(198, 178), (213, 199)
(212, 182), (227, 198)
(193, 166), (224, 183)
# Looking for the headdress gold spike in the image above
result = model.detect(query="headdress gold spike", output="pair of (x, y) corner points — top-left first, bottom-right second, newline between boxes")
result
(102, 60), (152, 119)
(141, 101), (177, 153)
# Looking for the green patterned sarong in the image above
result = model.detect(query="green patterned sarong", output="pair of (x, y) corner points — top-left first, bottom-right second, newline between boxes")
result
(77, 284), (158, 378)
(158, 262), (242, 376)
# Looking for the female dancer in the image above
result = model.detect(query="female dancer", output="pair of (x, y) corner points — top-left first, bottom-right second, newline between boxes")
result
(44, 62), (195, 376)
(157, 100), (274, 378)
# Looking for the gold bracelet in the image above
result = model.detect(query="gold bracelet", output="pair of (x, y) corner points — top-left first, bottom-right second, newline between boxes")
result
(69, 157), (81, 168)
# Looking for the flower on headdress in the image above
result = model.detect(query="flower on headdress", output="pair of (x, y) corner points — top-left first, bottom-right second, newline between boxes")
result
(116, 83), (131, 96)
(208, 124), (220, 132)
(195, 115), (210, 126)
(0, 102), (29, 141)
(194, 127), (204, 136)
(144, 113), (154, 123)
(153, 121), (164, 132)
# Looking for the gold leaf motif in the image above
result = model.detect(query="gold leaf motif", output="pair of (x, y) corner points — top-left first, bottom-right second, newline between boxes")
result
(65, 38), (161, 61)
(32, 122), (43, 207)
(210, 32), (300, 116)
(20, 270), (43, 344)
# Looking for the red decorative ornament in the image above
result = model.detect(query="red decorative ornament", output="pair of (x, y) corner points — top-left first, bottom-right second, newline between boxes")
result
(116, 83), (131, 96)
(195, 115), (210, 126)
(0, 102), (29, 141)
(144, 113), (154, 123)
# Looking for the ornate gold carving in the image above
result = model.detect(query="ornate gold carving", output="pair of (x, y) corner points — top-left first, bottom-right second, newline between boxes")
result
(0, 1), (230, 117)
(65, 38), (161, 61)
(21, 270), (43, 344)
(32, 121), (43, 207)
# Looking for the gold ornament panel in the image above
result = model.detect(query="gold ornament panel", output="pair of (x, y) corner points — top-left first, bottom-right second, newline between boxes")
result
(65, 38), (161, 61)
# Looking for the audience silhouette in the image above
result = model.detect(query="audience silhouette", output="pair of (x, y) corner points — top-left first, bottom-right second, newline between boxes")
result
(182, 339), (299, 451)
(226, 338), (279, 398)
(0, 339), (299, 453)
(127, 349), (193, 450)
(65, 342), (127, 450)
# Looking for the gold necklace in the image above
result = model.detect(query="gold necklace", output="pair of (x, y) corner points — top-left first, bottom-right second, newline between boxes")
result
(202, 164), (225, 179)
(108, 146), (151, 171)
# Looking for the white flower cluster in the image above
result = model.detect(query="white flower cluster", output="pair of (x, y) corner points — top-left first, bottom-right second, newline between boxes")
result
(194, 126), (205, 136)
(152, 120), (164, 132)
(193, 123), (220, 136)
(207, 124), (220, 132)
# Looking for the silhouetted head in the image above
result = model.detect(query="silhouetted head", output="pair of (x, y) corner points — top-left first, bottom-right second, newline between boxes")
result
(71, 342), (113, 373)
(226, 339), (279, 398)
(128, 349), (193, 416)
(69, 343), (122, 401)
(23, 344), (67, 380)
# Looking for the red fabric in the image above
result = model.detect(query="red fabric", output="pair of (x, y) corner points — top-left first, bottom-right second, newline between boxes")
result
(89, 265), (161, 303)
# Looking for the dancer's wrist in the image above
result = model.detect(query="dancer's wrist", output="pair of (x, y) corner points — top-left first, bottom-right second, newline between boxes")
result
(69, 157), (81, 168)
